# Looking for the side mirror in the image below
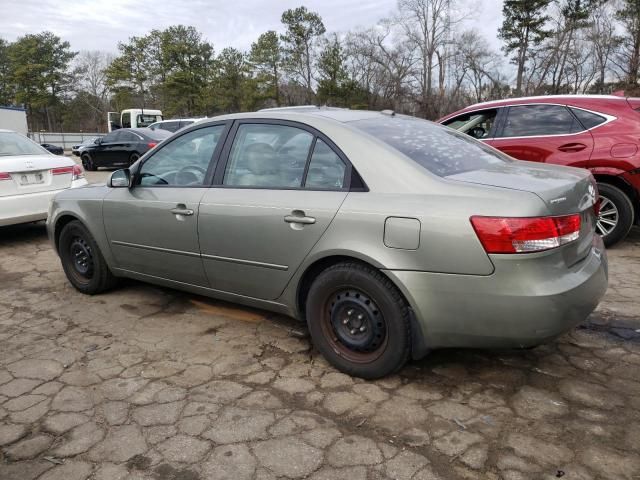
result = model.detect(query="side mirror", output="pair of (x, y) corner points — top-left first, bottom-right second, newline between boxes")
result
(109, 169), (131, 188)
(94, 138), (102, 144)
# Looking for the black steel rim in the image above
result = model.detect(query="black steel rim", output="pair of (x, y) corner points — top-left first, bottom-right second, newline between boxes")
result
(323, 288), (387, 362)
(69, 236), (94, 279)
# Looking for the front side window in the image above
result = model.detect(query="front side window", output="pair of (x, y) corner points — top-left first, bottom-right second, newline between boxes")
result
(138, 125), (225, 186)
(351, 115), (509, 177)
(224, 124), (313, 188)
(443, 109), (498, 139)
(102, 131), (119, 143)
(305, 139), (347, 189)
(500, 105), (581, 137)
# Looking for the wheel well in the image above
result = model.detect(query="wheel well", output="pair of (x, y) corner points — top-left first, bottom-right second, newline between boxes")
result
(297, 256), (379, 321)
(296, 255), (428, 360)
(53, 215), (79, 252)
(593, 174), (639, 220)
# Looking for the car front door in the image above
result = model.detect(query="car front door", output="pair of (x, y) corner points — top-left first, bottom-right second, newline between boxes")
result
(103, 123), (229, 286)
(198, 121), (351, 300)
(486, 104), (594, 168)
(92, 131), (118, 166)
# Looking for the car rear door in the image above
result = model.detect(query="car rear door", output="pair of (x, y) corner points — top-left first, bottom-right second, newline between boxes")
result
(198, 120), (351, 300)
(103, 122), (230, 286)
(486, 104), (594, 168)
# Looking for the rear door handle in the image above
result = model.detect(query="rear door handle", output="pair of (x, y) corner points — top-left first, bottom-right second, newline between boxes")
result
(284, 210), (316, 225)
(558, 143), (587, 152)
(170, 204), (194, 216)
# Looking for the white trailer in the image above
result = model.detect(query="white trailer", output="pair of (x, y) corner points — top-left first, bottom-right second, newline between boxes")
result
(0, 106), (28, 135)
(107, 109), (163, 132)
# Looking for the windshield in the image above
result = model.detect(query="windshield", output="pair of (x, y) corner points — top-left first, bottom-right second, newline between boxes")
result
(137, 114), (163, 128)
(350, 115), (510, 177)
(0, 132), (48, 156)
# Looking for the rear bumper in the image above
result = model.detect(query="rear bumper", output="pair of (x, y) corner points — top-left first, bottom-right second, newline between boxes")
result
(385, 235), (608, 350)
(0, 179), (87, 227)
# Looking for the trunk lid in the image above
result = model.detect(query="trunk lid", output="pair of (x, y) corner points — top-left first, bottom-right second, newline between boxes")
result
(447, 161), (598, 265)
(0, 154), (75, 198)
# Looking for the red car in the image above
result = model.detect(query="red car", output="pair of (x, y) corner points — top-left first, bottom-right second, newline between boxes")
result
(439, 95), (640, 246)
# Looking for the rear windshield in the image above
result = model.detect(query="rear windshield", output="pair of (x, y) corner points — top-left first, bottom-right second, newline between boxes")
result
(350, 115), (510, 177)
(146, 129), (172, 141)
(0, 132), (48, 156)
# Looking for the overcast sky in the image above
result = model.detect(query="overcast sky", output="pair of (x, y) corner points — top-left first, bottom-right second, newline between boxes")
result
(2, 0), (504, 53)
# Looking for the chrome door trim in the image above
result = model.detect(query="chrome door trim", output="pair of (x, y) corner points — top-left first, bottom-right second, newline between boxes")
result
(201, 253), (289, 271)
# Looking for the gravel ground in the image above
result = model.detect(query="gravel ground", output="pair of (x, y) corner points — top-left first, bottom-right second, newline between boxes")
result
(1, 168), (639, 480)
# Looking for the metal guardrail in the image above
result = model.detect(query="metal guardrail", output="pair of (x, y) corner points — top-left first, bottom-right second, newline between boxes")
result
(28, 132), (106, 150)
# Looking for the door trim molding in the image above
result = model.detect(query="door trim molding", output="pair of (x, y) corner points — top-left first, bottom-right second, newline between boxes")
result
(111, 240), (201, 258)
(112, 240), (289, 271)
(201, 253), (289, 271)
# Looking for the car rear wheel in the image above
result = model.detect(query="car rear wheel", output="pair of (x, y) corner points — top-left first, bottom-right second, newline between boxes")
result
(58, 220), (117, 295)
(306, 262), (411, 379)
(81, 153), (95, 171)
(596, 183), (634, 247)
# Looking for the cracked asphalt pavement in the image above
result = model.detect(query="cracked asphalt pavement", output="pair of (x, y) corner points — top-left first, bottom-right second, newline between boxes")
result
(1, 172), (639, 480)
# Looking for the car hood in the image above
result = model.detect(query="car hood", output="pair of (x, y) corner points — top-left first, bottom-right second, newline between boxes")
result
(0, 154), (74, 173)
(446, 160), (595, 216)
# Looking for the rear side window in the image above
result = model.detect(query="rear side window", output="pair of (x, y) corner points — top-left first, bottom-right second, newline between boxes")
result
(501, 105), (581, 137)
(570, 108), (607, 129)
(305, 139), (347, 189)
(351, 116), (509, 177)
(224, 124), (313, 188)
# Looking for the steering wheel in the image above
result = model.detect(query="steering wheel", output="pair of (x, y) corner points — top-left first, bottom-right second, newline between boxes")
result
(175, 165), (207, 185)
(139, 172), (168, 185)
(468, 127), (486, 139)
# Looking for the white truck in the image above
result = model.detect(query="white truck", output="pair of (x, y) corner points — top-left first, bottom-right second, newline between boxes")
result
(107, 109), (163, 132)
(0, 106), (28, 136)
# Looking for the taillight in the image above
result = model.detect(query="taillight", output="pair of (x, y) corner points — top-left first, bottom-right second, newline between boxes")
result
(0, 172), (10, 181)
(470, 214), (581, 254)
(51, 166), (74, 175)
(147, 142), (157, 148)
(72, 164), (84, 180)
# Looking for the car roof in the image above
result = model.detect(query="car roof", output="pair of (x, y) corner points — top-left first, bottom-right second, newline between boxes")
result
(205, 107), (392, 125)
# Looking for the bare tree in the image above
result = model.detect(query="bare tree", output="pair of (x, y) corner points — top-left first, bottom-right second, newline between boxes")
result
(74, 50), (113, 130)
(396, 0), (459, 118)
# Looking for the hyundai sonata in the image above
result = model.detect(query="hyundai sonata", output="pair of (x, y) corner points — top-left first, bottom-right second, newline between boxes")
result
(47, 108), (608, 378)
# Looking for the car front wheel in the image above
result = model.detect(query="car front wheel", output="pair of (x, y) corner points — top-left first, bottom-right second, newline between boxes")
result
(81, 153), (95, 171)
(596, 183), (634, 247)
(58, 220), (117, 295)
(306, 262), (411, 379)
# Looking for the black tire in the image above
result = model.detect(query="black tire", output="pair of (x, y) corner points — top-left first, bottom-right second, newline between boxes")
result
(306, 262), (411, 379)
(58, 220), (117, 295)
(596, 183), (634, 247)
(81, 153), (95, 171)
(129, 152), (140, 165)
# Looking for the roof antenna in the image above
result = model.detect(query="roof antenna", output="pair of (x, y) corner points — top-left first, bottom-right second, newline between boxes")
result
(381, 109), (396, 116)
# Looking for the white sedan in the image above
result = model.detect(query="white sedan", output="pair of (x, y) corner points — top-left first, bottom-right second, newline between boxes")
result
(0, 129), (87, 227)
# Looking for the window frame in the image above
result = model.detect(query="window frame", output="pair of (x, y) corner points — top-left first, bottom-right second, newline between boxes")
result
(442, 107), (504, 139)
(212, 119), (365, 192)
(492, 103), (616, 140)
(132, 121), (232, 189)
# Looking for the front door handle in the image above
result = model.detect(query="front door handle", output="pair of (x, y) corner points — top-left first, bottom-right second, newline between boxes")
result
(170, 204), (194, 216)
(558, 143), (587, 152)
(284, 210), (316, 225)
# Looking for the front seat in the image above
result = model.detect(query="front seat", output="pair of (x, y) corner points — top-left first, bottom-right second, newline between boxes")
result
(236, 142), (283, 187)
